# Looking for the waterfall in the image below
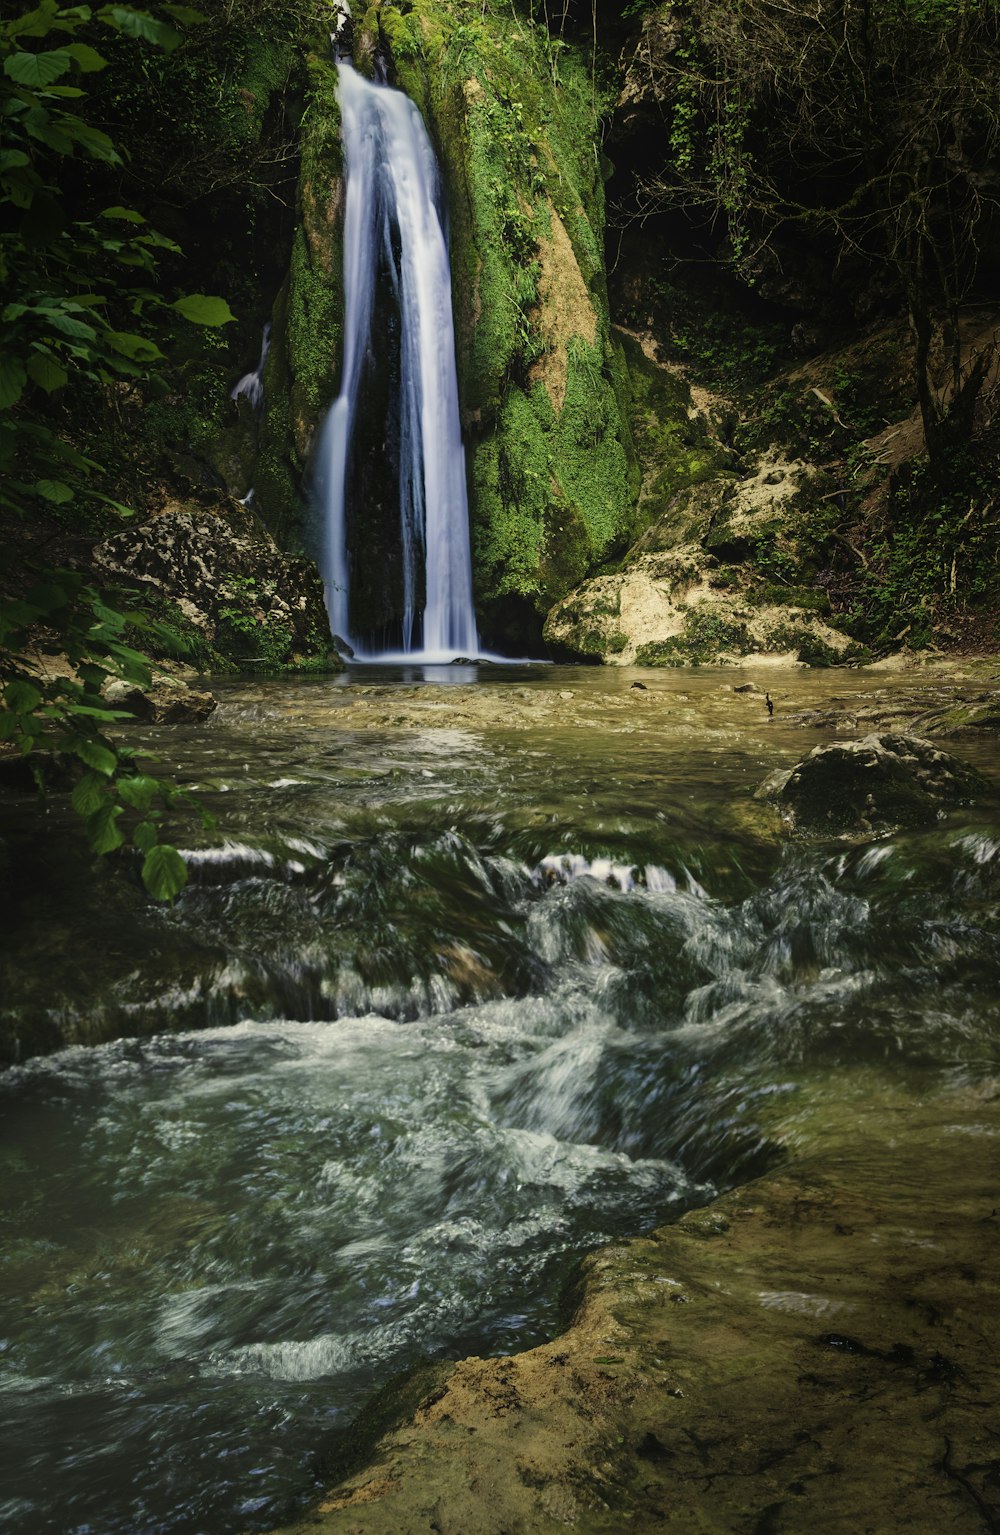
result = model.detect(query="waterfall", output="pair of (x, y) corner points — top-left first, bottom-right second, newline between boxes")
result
(231, 322), (271, 413)
(314, 60), (480, 661)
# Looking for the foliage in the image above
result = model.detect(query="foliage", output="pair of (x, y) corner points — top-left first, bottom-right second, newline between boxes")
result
(0, 1), (234, 898)
(216, 577), (294, 667)
(635, 0), (1000, 461)
(846, 449), (1000, 649)
(0, 571), (211, 898)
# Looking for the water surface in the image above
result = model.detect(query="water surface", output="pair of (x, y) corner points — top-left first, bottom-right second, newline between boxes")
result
(1, 664), (997, 1532)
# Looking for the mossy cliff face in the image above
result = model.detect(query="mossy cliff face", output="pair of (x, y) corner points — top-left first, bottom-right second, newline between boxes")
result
(253, 52), (345, 549)
(335, 1), (642, 646)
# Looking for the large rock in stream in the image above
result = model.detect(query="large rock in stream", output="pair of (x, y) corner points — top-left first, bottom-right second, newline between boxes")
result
(271, 1087), (1000, 1534)
(755, 732), (989, 835)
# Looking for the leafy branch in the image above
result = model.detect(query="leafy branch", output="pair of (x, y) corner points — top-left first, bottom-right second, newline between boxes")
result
(1, 1), (232, 899)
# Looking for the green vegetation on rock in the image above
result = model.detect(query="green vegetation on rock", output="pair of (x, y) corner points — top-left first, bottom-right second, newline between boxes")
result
(359, 0), (643, 636)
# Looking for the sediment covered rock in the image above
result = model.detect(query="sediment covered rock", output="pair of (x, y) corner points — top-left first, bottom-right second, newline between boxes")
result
(102, 678), (218, 725)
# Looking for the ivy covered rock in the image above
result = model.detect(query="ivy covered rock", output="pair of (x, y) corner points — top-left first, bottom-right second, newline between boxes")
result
(754, 733), (989, 835)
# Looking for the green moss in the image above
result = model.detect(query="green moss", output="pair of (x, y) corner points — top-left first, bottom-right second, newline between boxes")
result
(636, 608), (753, 667)
(752, 583), (832, 613)
(550, 340), (636, 555)
(634, 639), (688, 668)
(471, 391), (547, 604)
(616, 330), (724, 538)
(254, 53), (344, 546)
(540, 496), (593, 606)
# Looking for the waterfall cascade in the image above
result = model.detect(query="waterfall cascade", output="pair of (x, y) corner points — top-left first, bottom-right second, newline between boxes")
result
(314, 60), (480, 661)
(231, 322), (271, 412)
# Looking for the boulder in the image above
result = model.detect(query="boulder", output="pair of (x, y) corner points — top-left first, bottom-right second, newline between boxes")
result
(755, 732), (988, 834)
(103, 678), (217, 724)
(94, 504), (334, 668)
(543, 562), (853, 667)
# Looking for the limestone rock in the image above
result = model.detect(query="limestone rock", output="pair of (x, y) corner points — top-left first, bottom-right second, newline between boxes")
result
(543, 560), (852, 668)
(94, 505), (334, 668)
(269, 1086), (1000, 1535)
(701, 457), (818, 562)
(615, 8), (685, 137)
(103, 678), (217, 724)
(755, 732), (988, 834)
(542, 451), (855, 665)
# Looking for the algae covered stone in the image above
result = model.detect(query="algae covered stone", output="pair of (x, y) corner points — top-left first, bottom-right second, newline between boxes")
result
(755, 731), (989, 834)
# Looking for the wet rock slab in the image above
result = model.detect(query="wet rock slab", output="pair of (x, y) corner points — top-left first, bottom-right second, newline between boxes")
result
(273, 1088), (1000, 1534)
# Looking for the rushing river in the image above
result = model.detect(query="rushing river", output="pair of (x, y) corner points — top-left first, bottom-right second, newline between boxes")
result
(1, 664), (998, 1534)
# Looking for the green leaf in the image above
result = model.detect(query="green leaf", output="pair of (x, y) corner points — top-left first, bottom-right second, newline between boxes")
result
(0, 357), (27, 409)
(28, 352), (69, 391)
(101, 639), (152, 681)
(62, 120), (120, 163)
(87, 801), (124, 853)
(161, 3), (207, 22)
(70, 704), (134, 720)
(73, 736), (117, 775)
(106, 330), (163, 361)
(72, 770), (107, 815)
(168, 293), (235, 327)
(21, 108), (75, 155)
(41, 310), (97, 340)
(7, 3), (61, 40)
(4, 679), (43, 714)
(3, 49), (73, 87)
(34, 478), (74, 503)
(0, 150), (31, 172)
(117, 774), (159, 811)
(64, 42), (108, 71)
(142, 842), (188, 901)
(88, 493), (135, 517)
(132, 819), (158, 853)
(108, 8), (182, 51)
(2, 173), (40, 212)
(100, 204), (145, 222)
(24, 581), (71, 614)
(135, 229), (181, 252)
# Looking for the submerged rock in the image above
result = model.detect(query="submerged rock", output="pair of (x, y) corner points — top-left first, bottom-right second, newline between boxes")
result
(908, 692), (1000, 736)
(755, 731), (988, 833)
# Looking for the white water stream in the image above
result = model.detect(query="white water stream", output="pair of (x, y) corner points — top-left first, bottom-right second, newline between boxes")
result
(313, 61), (479, 661)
